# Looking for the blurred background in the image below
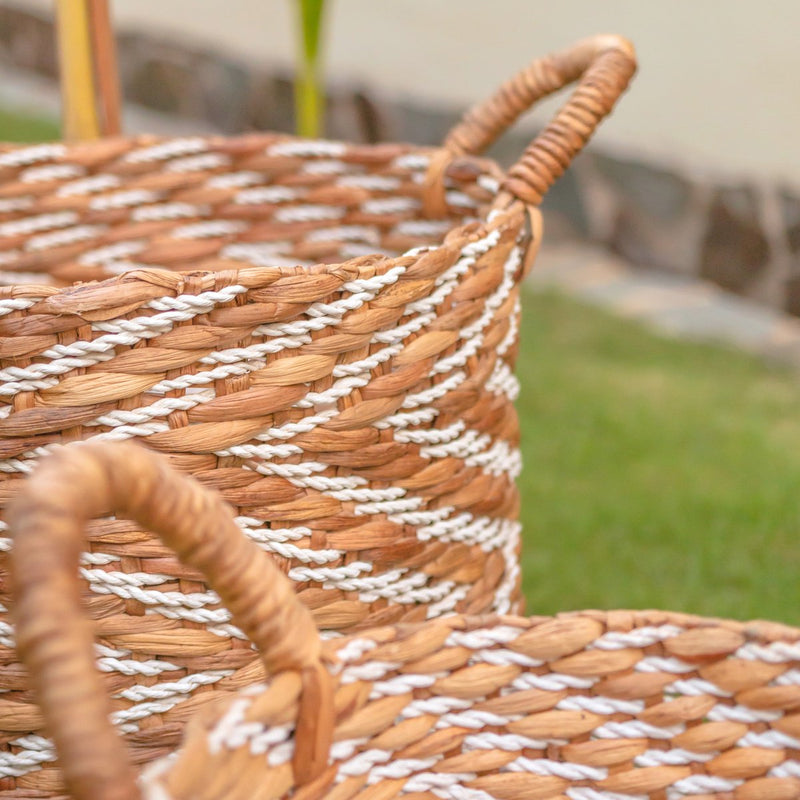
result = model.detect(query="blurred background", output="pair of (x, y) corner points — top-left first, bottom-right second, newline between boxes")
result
(1, 0), (799, 623)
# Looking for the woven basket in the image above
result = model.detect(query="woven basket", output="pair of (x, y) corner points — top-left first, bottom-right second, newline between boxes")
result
(11, 443), (800, 800)
(0, 40), (636, 615)
(0, 35), (637, 795)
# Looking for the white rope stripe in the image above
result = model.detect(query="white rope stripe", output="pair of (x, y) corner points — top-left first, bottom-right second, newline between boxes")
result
(511, 671), (596, 692)
(634, 748), (712, 767)
(233, 186), (298, 205)
(0, 143), (65, 167)
(774, 668), (800, 685)
(367, 757), (441, 783)
(90, 189), (160, 211)
(593, 720), (684, 741)
(447, 625), (526, 649)
(85, 580), (219, 608)
(705, 702), (780, 723)
(267, 140), (346, 157)
(0, 736), (57, 777)
(97, 655), (182, 677)
(635, 655), (696, 674)
(26, 223), (105, 253)
(568, 790), (644, 800)
(234, 519), (311, 541)
(506, 756), (606, 781)
(665, 677), (731, 698)
(89, 392), (215, 427)
(769, 760), (800, 778)
(80, 240), (146, 266)
(593, 625), (686, 650)
(116, 670), (232, 702)
(492, 528), (522, 614)
(206, 170), (262, 189)
(401, 696), (471, 718)
(557, 695), (645, 715)
(334, 637), (378, 664)
(484, 360), (519, 401)
(0, 211), (77, 239)
(446, 190), (480, 209)
(737, 729), (800, 749)
(463, 732), (547, 752)
(166, 152), (229, 173)
(736, 640), (800, 662)
(274, 204), (345, 223)
(0, 297), (39, 317)
(670, 774), (742, 794)
(393, 153), (430, 170)
(431, 787), (493, 800)
(133, 203), (205, 222)
(0, 197), (33, 213)
(370, 673), (437, 696)
(124, 138), (207, 163)
(425, 584), (471, 619)
(58, 173), (120, 196)
(172, 220), (247, 239)
(394, 219), (453, 237)
(301, 159), (349, 175)
(110, 693), (195, 725)
(354, 496), (423, 517)
(362, 197), (418, 215)
(337, 174), (400, 191)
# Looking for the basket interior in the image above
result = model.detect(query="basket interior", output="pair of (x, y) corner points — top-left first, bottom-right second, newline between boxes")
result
(0, 134), (504, 287)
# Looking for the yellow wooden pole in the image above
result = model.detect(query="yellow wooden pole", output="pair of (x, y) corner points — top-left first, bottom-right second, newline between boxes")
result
(55, 0), (101, 140)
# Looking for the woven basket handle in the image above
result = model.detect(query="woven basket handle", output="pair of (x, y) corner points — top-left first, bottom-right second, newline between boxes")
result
(9, 442), (331, 800)
(444, 34), (636, 205)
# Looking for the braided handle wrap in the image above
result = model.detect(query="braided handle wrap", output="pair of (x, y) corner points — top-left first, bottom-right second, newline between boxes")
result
(444, 34), (636, 205)
(9, 441), (330, 800)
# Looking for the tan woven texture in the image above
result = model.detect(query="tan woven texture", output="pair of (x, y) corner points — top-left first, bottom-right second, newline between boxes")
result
(11, 443), (800, 800)
(0, 35), (637, 797)
(156, 612), (800, 800)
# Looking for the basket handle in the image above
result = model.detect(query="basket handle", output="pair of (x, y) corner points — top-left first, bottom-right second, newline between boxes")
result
(9, 442), (331, 800)
(443, 34), (636, 205)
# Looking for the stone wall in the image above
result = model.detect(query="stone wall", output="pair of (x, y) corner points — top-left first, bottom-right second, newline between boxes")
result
(1, 2), (797, 315)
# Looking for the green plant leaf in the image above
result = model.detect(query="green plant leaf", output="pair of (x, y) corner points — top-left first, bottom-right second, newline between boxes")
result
(299, 0), (325, 63)
(294, 0), (327, 138)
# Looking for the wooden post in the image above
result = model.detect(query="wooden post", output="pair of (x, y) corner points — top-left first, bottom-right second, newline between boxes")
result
(55, 0), (101, 140)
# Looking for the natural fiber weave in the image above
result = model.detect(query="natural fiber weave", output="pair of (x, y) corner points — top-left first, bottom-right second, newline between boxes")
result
(154, 612), (800, 800)
(11, 443), (800, 800)
(0, 35), (637, 796)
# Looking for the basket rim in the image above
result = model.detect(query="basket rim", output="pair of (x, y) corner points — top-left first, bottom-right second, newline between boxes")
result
(0, 131), (521, 302)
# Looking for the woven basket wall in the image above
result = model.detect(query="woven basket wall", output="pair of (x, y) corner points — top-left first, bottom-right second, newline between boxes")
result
(0, 34), (637, 797)
(10, 443), (800, 800)
(153, 611), (800, 800)
(0, 135), (529, 790)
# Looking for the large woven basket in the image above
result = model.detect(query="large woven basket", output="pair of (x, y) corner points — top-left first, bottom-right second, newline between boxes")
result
(10, 442), (800, 800)
(0, 34), (636, 795)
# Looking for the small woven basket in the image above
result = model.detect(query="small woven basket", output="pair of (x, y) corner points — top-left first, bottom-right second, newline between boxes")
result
(10, 443), (800, 800)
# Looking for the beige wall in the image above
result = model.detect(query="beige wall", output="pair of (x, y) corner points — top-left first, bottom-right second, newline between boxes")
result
(27, 0), (800, 183)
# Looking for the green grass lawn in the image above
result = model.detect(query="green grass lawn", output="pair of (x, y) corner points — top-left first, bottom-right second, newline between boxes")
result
(517, 288), (800, 625)
(0, 108), (59, 142)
